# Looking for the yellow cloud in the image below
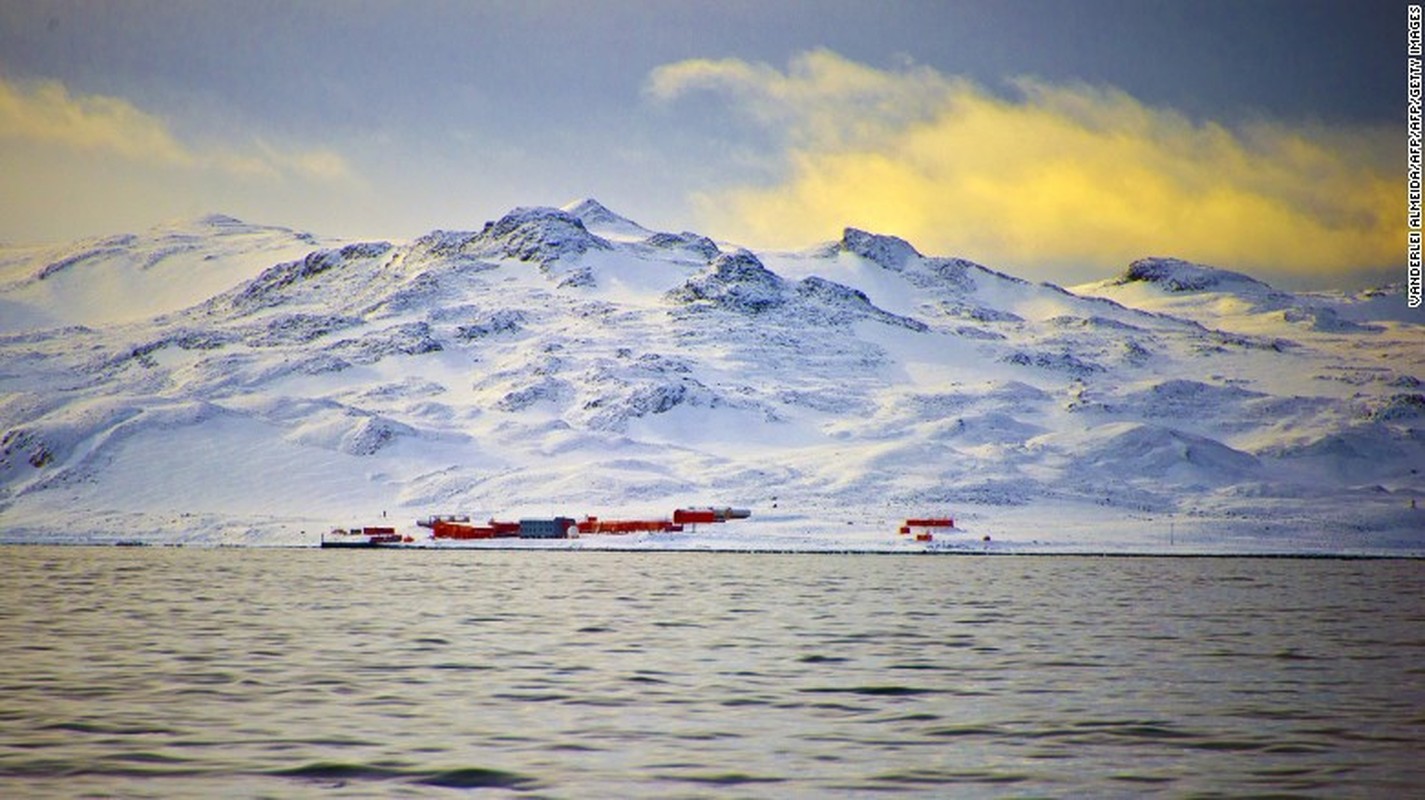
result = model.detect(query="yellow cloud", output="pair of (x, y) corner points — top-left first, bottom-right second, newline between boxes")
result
(0, 76), (352, 182)
(0, 77), (194, 165)
(653, 51), (1400, 281)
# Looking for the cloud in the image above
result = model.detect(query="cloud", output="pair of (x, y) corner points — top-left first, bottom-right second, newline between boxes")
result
(647, 49), (961, 150)
(0, 77), (192, 164)
(649, 50), (1400, 282)
(0, 76), (353, 182)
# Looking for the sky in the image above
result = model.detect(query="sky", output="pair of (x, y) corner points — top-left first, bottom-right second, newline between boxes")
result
(0, 0), (1406, 287)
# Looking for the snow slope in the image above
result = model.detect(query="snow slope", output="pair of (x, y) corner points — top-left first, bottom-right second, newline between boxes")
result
(1, 204), (1421, 553)
(0, 215), (324, 331)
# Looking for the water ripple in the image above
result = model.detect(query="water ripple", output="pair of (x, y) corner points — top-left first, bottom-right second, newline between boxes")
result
(2, 548), (1422, 797)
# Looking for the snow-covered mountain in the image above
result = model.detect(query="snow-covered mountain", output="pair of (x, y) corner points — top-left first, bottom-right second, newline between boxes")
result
(1, 200), (1421, 552)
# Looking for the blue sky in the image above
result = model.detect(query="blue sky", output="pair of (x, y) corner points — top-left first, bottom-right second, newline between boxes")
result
(0, 1), (1405, 285)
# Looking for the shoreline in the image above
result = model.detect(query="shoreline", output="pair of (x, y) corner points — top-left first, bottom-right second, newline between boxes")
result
(3, 540), (1421, 559)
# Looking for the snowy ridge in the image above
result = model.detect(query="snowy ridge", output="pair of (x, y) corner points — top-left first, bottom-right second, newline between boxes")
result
(0, 202), (1421, 553)
(1120, 257), (1279, 295)
(0, 216), (322, 332)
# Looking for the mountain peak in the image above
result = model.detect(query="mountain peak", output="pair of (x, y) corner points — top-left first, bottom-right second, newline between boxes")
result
(561, 197), (617, 219)
(146, 213), (314, 243)
(194, 213), (247, 228)
(472, 206), (611, 264)
(1120, 257), (1276, 295)
(560, 197), (651, 239)
(146, 213), (249, 236)
(840, 228), (922, 270)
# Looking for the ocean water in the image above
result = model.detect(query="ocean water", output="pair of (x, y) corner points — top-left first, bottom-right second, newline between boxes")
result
(2, 547), (1423, 798)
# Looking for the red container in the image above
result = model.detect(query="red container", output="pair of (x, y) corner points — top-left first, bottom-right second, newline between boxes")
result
(575, 517), (677, 534)
(905, 518), (954, 528)
(432, 520), (496, 539)
(673, 509), (719, 525)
